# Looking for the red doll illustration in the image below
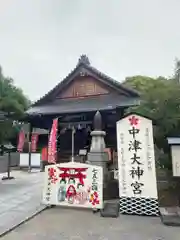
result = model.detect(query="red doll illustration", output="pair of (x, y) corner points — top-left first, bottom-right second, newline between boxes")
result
(66, 178), (77, 204)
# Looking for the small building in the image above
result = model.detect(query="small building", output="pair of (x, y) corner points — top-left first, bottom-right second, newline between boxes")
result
(24, 55), (140, 163)
(167, 137), (180, 177)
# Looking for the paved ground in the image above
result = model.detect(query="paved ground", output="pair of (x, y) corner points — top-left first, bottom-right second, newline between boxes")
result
(1, 207), (180, 240)
(0, 170), (46, 236)
(0, 154), (19, 173)
(0, 158), (8, 173)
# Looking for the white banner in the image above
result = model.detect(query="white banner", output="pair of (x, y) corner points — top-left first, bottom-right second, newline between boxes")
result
(117, 114), (157, 199)
(20, 153), (41, 168)
(42, 162), (103, 209)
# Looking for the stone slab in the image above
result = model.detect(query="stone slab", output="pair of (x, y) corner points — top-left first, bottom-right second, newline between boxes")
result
(100, 201), (119, 218)
(0, 170), (47, 237)
(159, 207), (180, 226)
(2, 207), (180, 240)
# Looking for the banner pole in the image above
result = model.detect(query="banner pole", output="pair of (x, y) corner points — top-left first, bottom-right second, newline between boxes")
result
(71, 126), (75, 162)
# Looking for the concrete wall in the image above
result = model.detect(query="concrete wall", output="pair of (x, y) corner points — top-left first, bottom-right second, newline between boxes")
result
(0, 152), (20, 173)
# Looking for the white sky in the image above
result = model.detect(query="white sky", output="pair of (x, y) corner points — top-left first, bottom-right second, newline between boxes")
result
(0, 0), (179, 101)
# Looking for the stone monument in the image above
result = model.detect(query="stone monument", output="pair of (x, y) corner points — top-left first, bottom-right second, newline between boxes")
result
(88, 111), (120, 217)
(87, 111), (108, 187)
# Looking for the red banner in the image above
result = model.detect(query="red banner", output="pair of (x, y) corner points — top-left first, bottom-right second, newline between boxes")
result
(48, 118), (58, 164)
(17, 130), (25, 152)
(42, 147), (48, 161)
(31, 133), (39, 152)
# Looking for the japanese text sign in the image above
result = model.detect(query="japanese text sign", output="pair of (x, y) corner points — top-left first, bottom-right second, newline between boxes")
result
(117, 114), (158, 199)
(42, 162), (103, 209)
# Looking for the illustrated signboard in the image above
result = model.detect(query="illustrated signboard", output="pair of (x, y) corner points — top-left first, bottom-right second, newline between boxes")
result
(42, 162), (103, 209)
(117, 114), (159, 216)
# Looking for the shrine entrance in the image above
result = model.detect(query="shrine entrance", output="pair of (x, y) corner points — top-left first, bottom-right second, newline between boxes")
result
(23, 55), (140, 200)
(57, 122), (92, 163)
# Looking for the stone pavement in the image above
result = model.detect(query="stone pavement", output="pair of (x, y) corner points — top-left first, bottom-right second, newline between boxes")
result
(2, 207), (180, 240)
(0, 170), (46, 237)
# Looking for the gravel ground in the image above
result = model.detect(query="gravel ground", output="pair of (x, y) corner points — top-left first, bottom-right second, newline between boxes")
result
(1, 207), (180, 240)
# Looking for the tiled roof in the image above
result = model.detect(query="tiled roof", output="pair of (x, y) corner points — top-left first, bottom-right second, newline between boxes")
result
(32, 55), (139, 107)
(27, 94), (139, 116)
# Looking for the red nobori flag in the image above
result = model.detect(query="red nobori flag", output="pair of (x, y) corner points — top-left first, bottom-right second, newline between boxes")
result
(31, 133), (39, 152)
(48, 118), (58, 164)
(17, 130), (25, 152)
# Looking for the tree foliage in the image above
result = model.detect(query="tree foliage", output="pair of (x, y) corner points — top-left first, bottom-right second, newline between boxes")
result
(123, 73), (180, 169)
(0, 67), (30, 144)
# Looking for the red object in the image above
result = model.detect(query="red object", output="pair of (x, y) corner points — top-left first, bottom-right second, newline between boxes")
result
(104, 148), (111, 161)
(90, 191), (100, 206)
(17, 130), (25, 152)
(129, 116), (139, 126)
(58, 167), (87, 185)
(41, 147), (48, 161)
(31, 133), (39, 152)
(48, 118), (58, 164)
(66, 185), (77, 202)
(48, 167), (58, 184)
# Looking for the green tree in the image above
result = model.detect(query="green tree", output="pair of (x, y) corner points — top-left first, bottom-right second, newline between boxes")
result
(123, 75), (180, 169)
(0, 66), (30, 144)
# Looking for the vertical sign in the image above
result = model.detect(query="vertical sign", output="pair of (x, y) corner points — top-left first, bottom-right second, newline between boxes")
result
(42, 162), (103, 209)
(48, 118), (58, 164)
(117, 114), (158, 216)
(17, 130), (25, 152)
(31, 133), (39, 152)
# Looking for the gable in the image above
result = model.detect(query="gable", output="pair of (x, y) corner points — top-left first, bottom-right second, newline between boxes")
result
(32, 55), (139, 107)
(57, 76), (110, 99)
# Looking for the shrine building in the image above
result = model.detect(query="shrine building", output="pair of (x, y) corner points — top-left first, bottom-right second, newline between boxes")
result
(24, 55), (140, 164)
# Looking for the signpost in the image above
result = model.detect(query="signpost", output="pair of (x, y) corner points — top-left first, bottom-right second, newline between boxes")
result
(2, 143), (15, 180)
(117, 113), (159, 216)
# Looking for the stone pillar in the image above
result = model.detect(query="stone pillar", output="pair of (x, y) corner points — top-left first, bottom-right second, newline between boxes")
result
(87, 111), (108, 187)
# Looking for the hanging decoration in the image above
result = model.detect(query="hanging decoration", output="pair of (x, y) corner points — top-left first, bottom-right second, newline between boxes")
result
(48, 118), (58, 164)
(17, 130), (25, 152)
(60, 123), (91, 132)
(31, 133), (39, 152)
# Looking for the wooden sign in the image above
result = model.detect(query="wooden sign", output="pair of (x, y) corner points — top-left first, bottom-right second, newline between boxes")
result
(42, 162), (103, 209)
(59, 77), (109, 99)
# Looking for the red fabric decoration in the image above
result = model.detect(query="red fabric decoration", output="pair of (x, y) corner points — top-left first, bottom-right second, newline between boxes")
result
(17, 130), (25, 152)
(48, 118), (58, 164)
(31, 133), (39, 152)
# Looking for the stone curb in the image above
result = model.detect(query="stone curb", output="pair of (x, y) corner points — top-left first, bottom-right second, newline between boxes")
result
(0, 205), (47, 237)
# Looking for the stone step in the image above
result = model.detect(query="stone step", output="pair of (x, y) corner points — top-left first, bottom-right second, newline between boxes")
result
(100, 201), (119, 218)
(160, 207), (180, 226)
